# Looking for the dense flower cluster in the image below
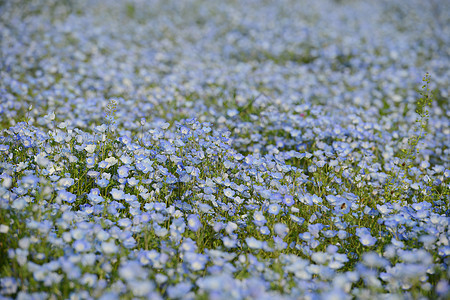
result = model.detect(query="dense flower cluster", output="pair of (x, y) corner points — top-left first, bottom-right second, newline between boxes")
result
(0, 0), (449, 299)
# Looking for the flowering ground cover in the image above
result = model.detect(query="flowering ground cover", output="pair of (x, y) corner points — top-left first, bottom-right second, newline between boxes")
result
(1, 0), (449, 299)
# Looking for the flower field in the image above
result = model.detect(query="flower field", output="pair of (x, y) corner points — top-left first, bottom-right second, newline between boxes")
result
(0, 0), (449, 299)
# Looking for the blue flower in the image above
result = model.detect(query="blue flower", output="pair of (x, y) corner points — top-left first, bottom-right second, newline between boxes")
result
(283, 195), (295, 206)
(110, 188), (125, 200)
(86, 156), (96, 168)
(58, 190), (76, 203)
(117, 165), (129, 178)
(356, 228), (377, 247)
(118, 218), (132, 228)
(223, 187), (235, 199)
(181, 238), (197, 252)
(273, 236), (287, 250)
(167, 281), (192, 299)
(96, 177), (109, 188)
(268, 203), (281, 215)
(98, 160), (109, 169)
(73, 239), (91, 252)
(185, 252), (208, 271)
(0, 277), (18, 294)
(290, 215), (305, 225)
(170, 218), (186, 234)
(21, 136), (33, 148)
(359, 235), (377, 247)
(253, 210), (267, 226)
(153, 224), (168, 237)
(274, 223), (289, 238)
(187, 214), (202, 232)
(259, 226), (270, 235)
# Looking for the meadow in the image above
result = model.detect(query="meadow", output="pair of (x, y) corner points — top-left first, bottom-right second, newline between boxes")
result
(0, 0), (449, 299)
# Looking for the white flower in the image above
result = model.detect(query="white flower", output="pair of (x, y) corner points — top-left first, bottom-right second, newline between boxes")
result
(45, 111), (55, 121)
(85, 144), (96, 154)
(0, 224), (9, 233)
(105, 157), (118, 167)
(58, 177), (74, 188)
(245, 237), (263, 249)
(35, 153), (50, 167)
